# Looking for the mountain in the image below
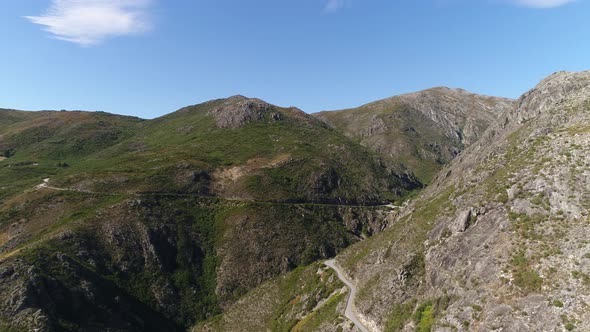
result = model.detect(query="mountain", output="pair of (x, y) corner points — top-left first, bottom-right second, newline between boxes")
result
(0, 96), (418, 331)
(199, 71), (590, 332)
(315, 88), (513, 183)
(5, 71), (585, 332)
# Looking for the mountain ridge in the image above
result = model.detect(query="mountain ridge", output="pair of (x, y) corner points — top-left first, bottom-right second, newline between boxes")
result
(314, 87), (513, 183)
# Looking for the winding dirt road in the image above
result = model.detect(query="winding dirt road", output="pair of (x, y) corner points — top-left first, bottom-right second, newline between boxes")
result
(325, 259), (370, 332)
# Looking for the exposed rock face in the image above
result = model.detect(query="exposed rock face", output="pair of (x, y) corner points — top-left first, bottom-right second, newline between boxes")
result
(315, 87), (513, 183)
(395, 88), (510, 146)
(0, 256), (179, 332)
(453, 209), (473, 233)
(207, 95), (273, 128)
(0, 92), (427, 331)
(183, 95), (313, 129)
(335, 71), (590, 331)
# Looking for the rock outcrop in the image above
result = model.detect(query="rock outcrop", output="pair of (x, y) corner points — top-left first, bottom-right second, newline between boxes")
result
(207, 95), (273, 128)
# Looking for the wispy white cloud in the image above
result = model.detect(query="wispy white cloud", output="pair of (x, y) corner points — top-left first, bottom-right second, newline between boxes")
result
(510, 0), (577, 8)
(324, 0), (351, 13)
(25, 0), (153, 46)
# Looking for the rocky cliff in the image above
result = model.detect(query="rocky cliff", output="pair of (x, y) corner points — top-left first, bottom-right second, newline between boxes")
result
(332, 71), (590, 331)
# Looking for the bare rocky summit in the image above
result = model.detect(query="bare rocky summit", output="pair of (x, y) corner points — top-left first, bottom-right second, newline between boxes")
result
(207, 95), (274, 128)
(176, 95), (313, 129)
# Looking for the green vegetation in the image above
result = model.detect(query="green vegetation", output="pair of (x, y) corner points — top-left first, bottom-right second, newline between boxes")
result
(508, 211), (546, 240)
(291, 292), (345, 332)
(0, 321), (26, 332)
(342, 184), (456, 273)
(511, 249), (543, 293)
(0, 90), (511, 331)
(385, 300), (417, 332)
(315, 89), (504, 185)
(571, 270), (590, 285)
(413, 301), (434, 332)
(316, 102), (466, 185)
(194, 262), (345, 332)
(384, 295), (453, 332)
(1, 100), (417, 206)
(269, 266), (342, 331)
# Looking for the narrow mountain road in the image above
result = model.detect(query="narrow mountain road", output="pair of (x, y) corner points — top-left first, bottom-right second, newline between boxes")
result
(33, 179), (403, 209)
(325, 259), (371, 332)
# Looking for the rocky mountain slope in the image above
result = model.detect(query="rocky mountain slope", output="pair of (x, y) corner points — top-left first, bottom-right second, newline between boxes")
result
(315, 88), (513, 183)
(327, 71), (590, 331)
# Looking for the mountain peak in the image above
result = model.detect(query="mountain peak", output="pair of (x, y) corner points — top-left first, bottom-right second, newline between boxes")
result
(516, 70), (590, 120)
(206, 95), (274, 128)
(223, 94), (265, 103)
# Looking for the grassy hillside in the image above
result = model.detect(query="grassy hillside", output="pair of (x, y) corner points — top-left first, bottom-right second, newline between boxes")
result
(55, 96), (420, 203)
(0, 110), (142, 202)
(0, 109), (142, 159)
(193, 261), (348, 332)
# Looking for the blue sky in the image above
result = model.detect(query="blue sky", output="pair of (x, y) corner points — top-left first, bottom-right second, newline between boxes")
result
(0, 0), (588, 118)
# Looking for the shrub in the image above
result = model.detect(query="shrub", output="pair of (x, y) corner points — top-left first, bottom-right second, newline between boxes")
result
(384, 300), (416, 332)
(413, 301), (434, 332)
